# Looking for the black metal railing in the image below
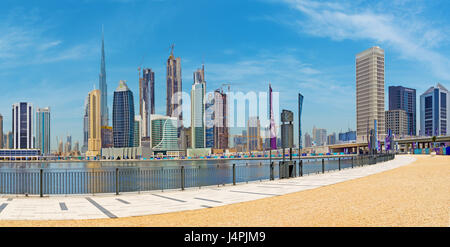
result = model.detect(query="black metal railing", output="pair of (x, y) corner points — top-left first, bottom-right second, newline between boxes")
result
(0, 154), (395, 196)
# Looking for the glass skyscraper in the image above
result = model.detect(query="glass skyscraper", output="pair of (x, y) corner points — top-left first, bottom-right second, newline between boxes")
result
(205, 92), (214, 148)
(166, 46), (183, 137)
(151, 114), (178, 152)
(338, 129), (356, 142)
(388, 86), (416, 136)
(213, 89), (228, 150)
(36, 107), (51, 155)
(0, 114), (2, 149)
(140, 68), (154, 139)
(12, 102), (34, 149)
(420, 83), (450, 136)
(82, 95), (89, 152)
(99, 26), (108, 127)
(113, 80), (135, 148)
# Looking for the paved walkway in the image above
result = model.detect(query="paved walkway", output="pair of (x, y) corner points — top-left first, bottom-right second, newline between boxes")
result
(0, 155), (416, 220)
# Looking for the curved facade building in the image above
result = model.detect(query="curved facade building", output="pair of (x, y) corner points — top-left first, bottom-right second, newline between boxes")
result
(113, 81), (135, 148)
(151, 114), (178, 152)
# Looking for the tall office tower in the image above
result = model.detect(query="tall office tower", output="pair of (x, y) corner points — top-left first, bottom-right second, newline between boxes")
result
(193, 64), (205, 84)
(420, 83), (450, 136)
(82, 96), (89, 152)
(58, 138), (63, 154)
(338, 129), (357, 143)
(150, 114), (179, 152)
(180, 127), (191, 149)
(385, 110), (408, 137)
(140, 68), (154, 139)
(99, 27), (109, 127)
(191, 66), (206, 149)
(64, 141), (71, 154)
(213, 89), (228, 150)
(134, 115), (142, 147)
(356, 46), (385, 142)
(247, 117), (261, 151)
(166, 46), (183, 135)
(312, 126), (327, 146)
(205, 97), (214, 148)
(101, 126), (113, 148)
(298, 93), (304, 149)
(113, 81), (135, 148)
(5, 131), (12, 149)
(87, 89), (101, 157)
(73, 141), (79, 153)
(36, 107), (51, 155)
(233, 131), (247, 152)
(0, 114), (3, 149)
(12, 102), (34, 149)
(326, 133), (336, 145)
(66, 135), (72, 153)
(389, 86), (416, 136)
(304, 132), (312, 148)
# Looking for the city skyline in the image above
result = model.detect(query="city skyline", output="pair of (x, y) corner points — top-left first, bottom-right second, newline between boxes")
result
(0, 1), (450, 149)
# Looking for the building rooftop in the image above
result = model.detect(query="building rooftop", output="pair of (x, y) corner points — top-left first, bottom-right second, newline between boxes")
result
(422, 83), (449, 95)
(356, 46), (384, 59)
(115, 80), (130, 92)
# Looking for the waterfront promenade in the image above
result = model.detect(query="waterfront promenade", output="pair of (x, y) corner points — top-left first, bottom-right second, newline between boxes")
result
(0, 155), (448, 226)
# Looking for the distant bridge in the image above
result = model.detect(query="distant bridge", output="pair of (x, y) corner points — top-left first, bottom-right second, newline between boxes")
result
(329, 136), (450, 154)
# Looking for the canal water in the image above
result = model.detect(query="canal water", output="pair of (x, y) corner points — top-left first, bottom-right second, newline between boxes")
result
(0, 158), (354, 195)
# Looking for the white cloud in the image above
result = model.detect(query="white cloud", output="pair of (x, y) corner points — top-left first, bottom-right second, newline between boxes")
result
(278, 0), (450, 80)
(0, 11), (91, 69)
(204, 51), (322, 89)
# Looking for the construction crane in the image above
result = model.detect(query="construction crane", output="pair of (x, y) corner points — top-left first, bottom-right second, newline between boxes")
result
(137, 54), (145, 79)
(221, 83), (231, 92)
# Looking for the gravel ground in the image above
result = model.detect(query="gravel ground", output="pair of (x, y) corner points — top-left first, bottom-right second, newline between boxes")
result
(1, 155), (449, 227)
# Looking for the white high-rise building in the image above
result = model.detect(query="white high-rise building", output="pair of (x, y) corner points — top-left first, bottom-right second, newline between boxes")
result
(312, 126), (327, 146)
(12, 102), (34, 149)
(191, 66), (206, 148)
(356, 46), (385, 142)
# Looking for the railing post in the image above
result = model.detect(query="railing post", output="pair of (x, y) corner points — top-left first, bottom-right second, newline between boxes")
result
(293, 161), (296, 177)
(322, 159), (324, 174)
(338, 157), (341, 171)
(233, 164), (236, 185)
(351, 157), (354, 168)
(299, 160), (303, 177)
(40, 169), (43, 197)
(181, 166), (185, 191)
(270, 162), (274, 180)
(115, 168), (119, 195)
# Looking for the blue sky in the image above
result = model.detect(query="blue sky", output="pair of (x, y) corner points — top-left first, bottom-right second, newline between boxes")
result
(0, 0), (449, 150)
